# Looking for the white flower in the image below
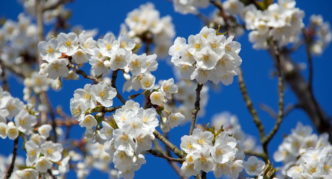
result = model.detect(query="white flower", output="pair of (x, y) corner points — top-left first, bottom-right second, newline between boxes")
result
(78, 30), (97, 55)
(44, 58), (69, 79)
(0, 122), (7, 139)
(91, 81), (117, 107)
(160, 78), (178, 96)
(89, 55), (109, 77)
(173, 0), (209, 14)
(244, 156), (265, 176)
(14, 110), (37, 134)
(80, 114), (98, 129)
(57, 32), (79, 56)
(150, 91), (166, 106)
(193, 149), (215, 172)
(35, 157), (52, 173)
(72, 49), (89, 64)
(15, 168), (38, 179)
(99, 121), (114, 140)
(109, 48), (130, 70)
(25, 141), (40, 165)
(7, 122), (19, 140)
(211, 143), (237, 164)
(98, 32), (116, 57)
(139, 73), (155, 90)
(0, 96), (24, 119)
(38, 39), (61, 62)
(41, 141), (63, 162)
(38, 124), (52, 138)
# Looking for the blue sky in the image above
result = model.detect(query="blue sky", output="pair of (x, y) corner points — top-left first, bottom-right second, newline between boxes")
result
(1, 0), (332, 178)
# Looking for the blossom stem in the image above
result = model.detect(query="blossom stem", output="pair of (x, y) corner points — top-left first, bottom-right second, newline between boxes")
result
(263, 44), (285, 153)
(0, 61), (9, 91)
(238, 69), (265, 140)
(189, 83), (203, 135)
(111, 70), (126, 104)
(153, 131), (186, 158)
(5, 137), (19, 179)
(147, 149), (184, 163)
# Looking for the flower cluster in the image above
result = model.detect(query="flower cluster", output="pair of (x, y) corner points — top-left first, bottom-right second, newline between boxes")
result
(16, 125), (67, 176)
(103, 101), (159, 178)
(180, 128), (244, 178)
(0, 14), (38, 75)
(169, 26), (242, 85)
(211, 112), (258, 152)
(124, 3), (175, 57)
(38, 30), (161, 93)
(0, 87), (35, 139)
(244, 0), (304, 49)
(70, 81), (117, 128)
(309, 15), (332, 55)
(172, 0), (209, 14)
(274, 123), (332, 178)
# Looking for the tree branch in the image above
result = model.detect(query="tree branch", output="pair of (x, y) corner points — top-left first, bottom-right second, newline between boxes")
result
(153, 131), (186, 158)
(238, 69), (265, 140)
(111, 70), (126, 104)
(189, 83), (203, 135)
(147, 149), (184, 163)
(5, 137), (19, 179)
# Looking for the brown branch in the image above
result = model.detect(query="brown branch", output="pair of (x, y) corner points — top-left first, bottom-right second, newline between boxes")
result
(5, 137), (19, 179)
(269, 46), (332, 143)
(111, 70), (126, 104)
(153, 131), (186, 158)
(0, 62), (9, 91)
(262, 43), (285, 154)
(189, 83), (203, 135)
(238, 69), (265, 140)
(147, 149), (184, 163)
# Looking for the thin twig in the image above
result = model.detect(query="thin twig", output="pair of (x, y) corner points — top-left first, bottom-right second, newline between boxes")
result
(0, 62), (9, 91)
(147, 149), (184, 163)
(5, 137), (19, 179)
(111, 70), (126, 104)
(263, 76), (284, 151)
(263, 42), (285, 154)
(189, 83), (203, 135)
(153, 131), (186, 158)
(238, 69), (265, 140)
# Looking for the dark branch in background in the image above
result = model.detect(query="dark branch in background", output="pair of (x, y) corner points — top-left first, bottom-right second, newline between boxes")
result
(208, 0), (332, 144)
(0, 61), (9, 91)
(269, 48), (332, 142)
(5, 137), (19, 179)
(189, 83), (203, 135)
